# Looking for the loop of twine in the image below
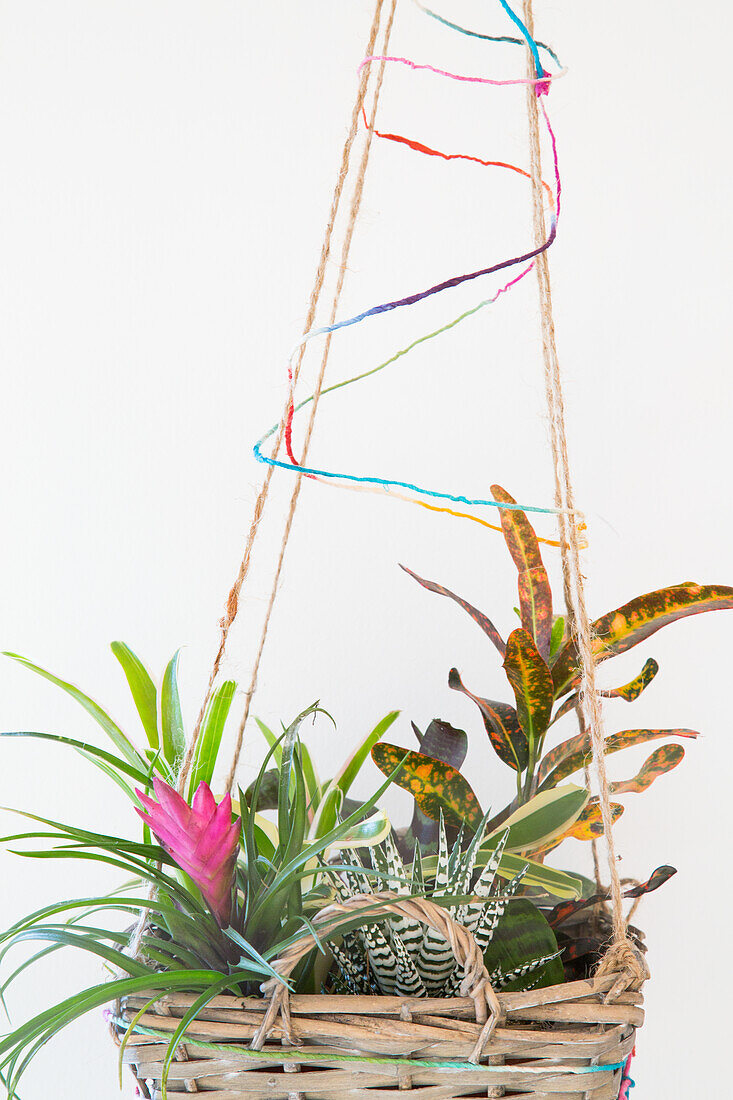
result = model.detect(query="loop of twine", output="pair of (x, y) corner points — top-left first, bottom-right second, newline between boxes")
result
(522, 0), (647, 996)
(251, 891), (504, 1063)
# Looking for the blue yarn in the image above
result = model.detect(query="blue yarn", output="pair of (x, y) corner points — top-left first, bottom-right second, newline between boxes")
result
(254, 0), (562, 523)
(254, 437), (563, 517)
(415, 2), (561, 68)
(496, 0), (544, 78)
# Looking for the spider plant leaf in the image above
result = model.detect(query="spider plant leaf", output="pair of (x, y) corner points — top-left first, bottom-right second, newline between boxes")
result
(370, 742), (483, 830)
(188, 679), (236, 797)
(491, 485), (552, 658)
(0, 731), (148, 793)
(255, 717), (282, 765)
(400, 564), (505, 656)
(609, 743), (685, 794)
(160, 650), (186, 767)
(502, 629), (553, 754)
(486, 784), (588, 853)
(299, 740), (321, 812)
(2, 653), (146, 771)
(538, 727), (698, 789)
(334, 711), (400, 796)
(482, 897), (563, 990)
(552, 583), (733, 698)
(448, 669), (528, 772)
(110, 641), (159, 750)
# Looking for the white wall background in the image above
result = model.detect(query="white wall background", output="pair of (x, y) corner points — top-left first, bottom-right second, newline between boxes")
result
(0, 1), (730, 1095)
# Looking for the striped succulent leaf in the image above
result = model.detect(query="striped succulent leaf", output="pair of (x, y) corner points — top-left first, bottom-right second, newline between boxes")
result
(330, 939), (373, 994)
(415, 814), (460, 992)
(471, 865), (528, 953)
(371, 833), (424, 963)
(390, 928), (428, 997)
(490, 948), (561, 991)
(457, 828), (510, 929)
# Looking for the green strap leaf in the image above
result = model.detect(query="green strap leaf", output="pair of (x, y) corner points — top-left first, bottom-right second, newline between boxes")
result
(370, 742), (483, 830)
(487, 785), (588, 853)
(110, 642), (159, 750)
(334, 711), (400, 797)
(188, 680), (236, 797)
(160, 650), (186, 767)
(552, 583), (733, 698)
(502, 629), (553, 755)
(2, 653), (146, 771)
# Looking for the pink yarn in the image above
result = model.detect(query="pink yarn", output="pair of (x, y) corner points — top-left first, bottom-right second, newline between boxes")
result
(359, 53), (560, 89)
(619, 1049), (636, 1099)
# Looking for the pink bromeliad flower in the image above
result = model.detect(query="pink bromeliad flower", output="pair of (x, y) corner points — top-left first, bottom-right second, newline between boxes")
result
(135, 778), (240, 927)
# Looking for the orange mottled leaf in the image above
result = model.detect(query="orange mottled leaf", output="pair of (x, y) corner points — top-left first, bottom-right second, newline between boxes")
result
(609, 744), (685, 795)
(562, 801), (624, 841)
(492, 486), (553, 658)
(400, 564), (505, 657)
(370, 741), (483, 830)
(448, 667), (528, 772)
(552, 583), (733, 699)
(551, 657), (659, 725)
(538, 727), (698, 789)
(502, 629), (554, 753)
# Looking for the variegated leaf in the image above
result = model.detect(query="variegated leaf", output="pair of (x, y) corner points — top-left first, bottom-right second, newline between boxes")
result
(400, 564), (505, 656)
(561, 801), (624, 841)
(448, 668), (528, 772)
(492, 485), (552, 658)
(552, 583), (733, 698)
(551, 657), (659, 725)
(518, 567), (553, 660)
(370, 742), (483, 830)
(538, 727), (698, 790)
(609, 744), (685, 795)
(502, 629), (554, 752)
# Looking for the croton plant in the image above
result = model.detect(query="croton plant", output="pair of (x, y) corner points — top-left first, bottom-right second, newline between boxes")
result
(0, 488), (730, 1096)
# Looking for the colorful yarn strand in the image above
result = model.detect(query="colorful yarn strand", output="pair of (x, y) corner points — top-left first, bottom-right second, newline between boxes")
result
(255, 0), (579, 536)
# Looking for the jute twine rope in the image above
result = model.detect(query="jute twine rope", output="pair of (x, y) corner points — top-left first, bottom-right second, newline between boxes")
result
(222, 0), (398, 795)
(251, 892), (503, 1061)
(522, 0), (648, 995)
(175, 0), (392, 796)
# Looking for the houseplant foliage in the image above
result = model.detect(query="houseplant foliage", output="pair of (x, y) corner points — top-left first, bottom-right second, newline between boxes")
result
(2, 491), (730, 1096)
(0, 652), (403, 1097)
(371, 484), (733, 864)
(0, 646), (569, 1098)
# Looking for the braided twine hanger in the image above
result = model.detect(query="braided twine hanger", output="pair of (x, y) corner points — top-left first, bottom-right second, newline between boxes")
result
(170, 0), (648, 1002)
(522, 0), (648, 996)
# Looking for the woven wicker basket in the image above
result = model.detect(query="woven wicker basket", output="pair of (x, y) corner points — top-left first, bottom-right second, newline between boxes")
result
(115, 894), (643, 1100)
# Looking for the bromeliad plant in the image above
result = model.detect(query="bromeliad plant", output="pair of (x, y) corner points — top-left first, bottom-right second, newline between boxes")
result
(371, 484), (733, 857)
(0, 648), (402, 1098)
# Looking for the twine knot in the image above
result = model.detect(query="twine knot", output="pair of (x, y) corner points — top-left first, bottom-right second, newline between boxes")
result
(594, 938), (650, 1002)
(535, 69), (551, 97)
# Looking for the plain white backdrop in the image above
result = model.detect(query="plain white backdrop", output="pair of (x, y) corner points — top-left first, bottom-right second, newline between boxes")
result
(1, 1), (731, 1095)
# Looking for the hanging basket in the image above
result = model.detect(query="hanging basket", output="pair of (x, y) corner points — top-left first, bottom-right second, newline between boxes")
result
(114, 894), (644, 1099)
